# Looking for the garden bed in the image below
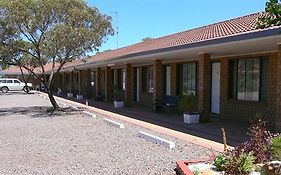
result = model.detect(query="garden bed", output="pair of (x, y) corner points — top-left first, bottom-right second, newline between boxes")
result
(176, 117), (281, 175)
(176, 160), (262, 175)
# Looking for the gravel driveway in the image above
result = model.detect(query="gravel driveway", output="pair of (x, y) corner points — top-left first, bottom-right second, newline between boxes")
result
(0, 92), (210, 174)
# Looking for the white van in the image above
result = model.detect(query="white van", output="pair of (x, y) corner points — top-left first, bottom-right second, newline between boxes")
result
(0, 78), (32, 93)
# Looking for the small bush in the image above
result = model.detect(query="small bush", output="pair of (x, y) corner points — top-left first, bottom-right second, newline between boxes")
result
(270, 134), (281, 160)
(177, 95), (196, 113)
(224, 148), (255, 175)
(214, 155), (226, 171)
(247, 117), (273, 163)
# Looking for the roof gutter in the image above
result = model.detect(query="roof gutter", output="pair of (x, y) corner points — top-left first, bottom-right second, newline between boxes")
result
(74, 27), (281, 70)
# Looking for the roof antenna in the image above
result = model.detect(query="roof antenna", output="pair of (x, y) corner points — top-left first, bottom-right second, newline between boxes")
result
(110, 12), (119, 49)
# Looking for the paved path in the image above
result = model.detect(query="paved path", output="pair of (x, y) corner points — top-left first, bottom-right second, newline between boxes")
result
(0, 92), (211, 174)
(55, 92), (249, 146)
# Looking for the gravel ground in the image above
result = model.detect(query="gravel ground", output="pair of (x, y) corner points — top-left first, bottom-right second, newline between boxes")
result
(0, 92), (210, 175)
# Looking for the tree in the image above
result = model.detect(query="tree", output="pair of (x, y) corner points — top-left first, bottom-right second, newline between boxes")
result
(0, 64), (9, 70)
(0, 0), (113, 109)
(142, 37), (153, 42)
(257, 0), (281, 29)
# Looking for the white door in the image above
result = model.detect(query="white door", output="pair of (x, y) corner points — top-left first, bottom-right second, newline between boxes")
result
(166, 66), (171, 95)
(211, 62), (220, 114)
(136, 68), (140, 102)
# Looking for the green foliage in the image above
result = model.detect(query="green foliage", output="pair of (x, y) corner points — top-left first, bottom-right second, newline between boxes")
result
(257, 0), (281, 29)
(113, 85), (123, 101)
(270, 134), (281, 160)
(214, 155), (226, 171)
(177, 95), (196, 113)
(0, 0), (113, 109)
(224, 149), (255, 175)
(0, 63), (9, 70)
(193, 167), (201, 175)
(0, 0), (113, 63)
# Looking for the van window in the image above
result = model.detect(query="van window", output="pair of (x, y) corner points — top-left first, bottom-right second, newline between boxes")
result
(7, 80), (13, 83)
(14, 80), (20, 83)
(0, 80), (6, 83)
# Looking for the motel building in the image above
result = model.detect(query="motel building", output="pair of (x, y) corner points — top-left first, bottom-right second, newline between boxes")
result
(1, 13), (281, 131)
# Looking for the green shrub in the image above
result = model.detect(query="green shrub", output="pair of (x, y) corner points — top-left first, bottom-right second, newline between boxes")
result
(270, 134), (281, 160)
(224, 149), (255, 175)
(113, 85), (123, 101)
(177, 95), (196, 113)
(214, 155), (226, 171)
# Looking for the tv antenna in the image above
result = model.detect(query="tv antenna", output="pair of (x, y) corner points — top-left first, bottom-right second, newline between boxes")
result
(110, 12), (119, 49)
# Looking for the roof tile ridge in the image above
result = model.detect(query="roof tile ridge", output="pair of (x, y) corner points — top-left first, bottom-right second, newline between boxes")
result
(150, 12), (262, 42)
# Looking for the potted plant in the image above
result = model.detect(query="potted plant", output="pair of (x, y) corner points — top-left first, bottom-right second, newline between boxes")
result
(113, 85), (124, 108)
(76, 86), (84, 100)
(178, 94), (199, 124)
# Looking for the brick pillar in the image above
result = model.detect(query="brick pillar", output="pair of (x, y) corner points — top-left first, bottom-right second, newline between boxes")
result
(69, 72), (73, 92)
(220, 58), (229, 118)
(125, 64), (132, 105)
(198, 53), (211, 122)
(275, 43), (281, 131)
(105, 66), (111, 102)
(77, 70), (82, 95)
(85, 69), (91, 98)
(55, 74), (59, 89)
(153, 59), (163, 102)
(62, 73), (65, 91)
(170, 63), (177, 96)
(95, 68), (101, 97)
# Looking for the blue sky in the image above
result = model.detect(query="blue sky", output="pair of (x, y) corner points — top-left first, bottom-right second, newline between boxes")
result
(87, 0), (267, 53)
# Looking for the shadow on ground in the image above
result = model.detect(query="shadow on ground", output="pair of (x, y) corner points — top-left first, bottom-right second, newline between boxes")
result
(0, 106), (81, 118)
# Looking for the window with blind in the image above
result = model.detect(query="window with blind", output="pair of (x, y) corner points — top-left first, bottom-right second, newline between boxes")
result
(230, 57), (267, 101)
(182, 63), (197, 95)
(146, 66), (153, 93)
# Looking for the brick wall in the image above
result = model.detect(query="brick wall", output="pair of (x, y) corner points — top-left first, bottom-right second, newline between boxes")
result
(61, 73), (66, 91)
(198, 53), (211, 122)
(219, 52), (278, 129)
(153, 60), (163, 102)
(125, 64), (132, 105)
(95, 68), (101, 97)
(275, 44), (281, 130)
(105, 66), (111, 102)
(170, 63), (177, 96)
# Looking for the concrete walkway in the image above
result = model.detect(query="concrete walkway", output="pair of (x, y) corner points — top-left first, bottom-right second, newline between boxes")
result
(50, 93), (250, 151)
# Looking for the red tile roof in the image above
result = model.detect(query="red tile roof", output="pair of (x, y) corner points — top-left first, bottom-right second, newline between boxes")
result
(0, 66), (30, 75)
(86, 12), (277, 64)
(1, 12), (280, 75)
(0, 59), (85, 75)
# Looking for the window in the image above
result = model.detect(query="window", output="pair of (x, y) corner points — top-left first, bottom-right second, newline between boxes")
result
(230, 57), (266, 101)
(0, 80), (6, 83)
(182, 63), (197, 95)
(237, 58), (260, 101)
(90, 71), (95, 81)
(146, 66), (153, 93)
(7, 80), (12, 83)
(14, 80), (20, 83)
(121, 69), (126, 90)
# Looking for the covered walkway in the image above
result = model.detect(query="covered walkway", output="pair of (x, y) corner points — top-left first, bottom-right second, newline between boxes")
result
(55, 93), (249, 147)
